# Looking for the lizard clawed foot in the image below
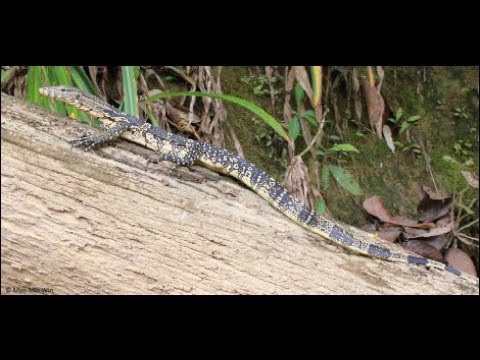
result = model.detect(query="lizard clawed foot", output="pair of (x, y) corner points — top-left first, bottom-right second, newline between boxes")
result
(69, 128), (97, 150)
(146, 154), (170, 164)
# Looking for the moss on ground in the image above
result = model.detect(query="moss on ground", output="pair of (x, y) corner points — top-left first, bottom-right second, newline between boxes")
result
(218, 66), (478, 232)
(161, 66), (477, 235)
(219, 66), (286, 180)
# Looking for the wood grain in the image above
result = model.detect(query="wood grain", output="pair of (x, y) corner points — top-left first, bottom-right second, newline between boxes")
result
(1, 93), (477, 294)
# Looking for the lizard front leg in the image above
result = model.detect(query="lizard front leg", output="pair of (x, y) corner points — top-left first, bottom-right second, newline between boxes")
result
(70, 121), (131, 149)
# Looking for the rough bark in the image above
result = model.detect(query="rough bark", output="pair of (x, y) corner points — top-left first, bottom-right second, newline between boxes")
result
(1, 93), (477, 295)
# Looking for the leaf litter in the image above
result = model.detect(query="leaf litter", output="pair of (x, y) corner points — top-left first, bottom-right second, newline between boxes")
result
(362, 187), (477, 274)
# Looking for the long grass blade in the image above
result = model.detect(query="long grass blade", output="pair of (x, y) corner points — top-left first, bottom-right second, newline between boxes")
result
(71, 66), (96, 95)
(44, 66), (66, 114)
(26, 66), (43, 105)
(121, 66), (139, 117)
(53, 66), (90, 122)
(144, 91), (290, 142)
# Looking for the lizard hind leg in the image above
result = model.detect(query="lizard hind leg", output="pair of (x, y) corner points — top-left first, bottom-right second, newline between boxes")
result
(147, 140), (200, 166)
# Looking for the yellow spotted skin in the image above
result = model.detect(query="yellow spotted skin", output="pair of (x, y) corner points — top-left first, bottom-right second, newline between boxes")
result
(39, 86), (479, 288)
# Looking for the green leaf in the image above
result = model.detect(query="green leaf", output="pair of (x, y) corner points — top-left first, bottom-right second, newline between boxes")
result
(253, 84), (264, 95)
(41, 67), (65, 114)
(393, 141), (404, 149)
(301, 109), (317, 126)
(399, 121), (410, 134)
(456, 203), (474, 215)
(329, 143), (360, 153)
(54, 66), (91, 123)
(395, 107), (403, 121)
(321, 165), (330, 190)
(52, 66), (82, 119)
(315, 199), (326, 215)
(406, 115), (421, 123)
(1, 68), (12, 84)
(294, 84), (304, 109)
(144, 107), (160, 127)
(26, 66), (43, 105)
(71, 66), (96, 95)
(288, 116), (301, 141)
(144, 91), (290, 142)
(401, 143), (421, 152)
(442, 155), (460, 164)
(69, 67), (97, 123)
(122, 66), (139, 117)
(52, 66), (72, 86)
(328, 165), (363, 195)
(316, 149), (326, 156)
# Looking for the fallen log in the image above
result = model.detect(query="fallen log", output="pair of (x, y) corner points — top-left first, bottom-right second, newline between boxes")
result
(1, 93), (477, 294)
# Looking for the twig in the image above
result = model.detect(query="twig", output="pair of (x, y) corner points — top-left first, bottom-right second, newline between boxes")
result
(457, 218), (479, 233)
(299, 108), (329, 158)
(454, 232), (479, 247)
(420, 140), (438, 192)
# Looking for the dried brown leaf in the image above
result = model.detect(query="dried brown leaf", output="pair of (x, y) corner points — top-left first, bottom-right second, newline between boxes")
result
(88, 66), (108, 100)
(363, 196), (435, 228)
(283, 67), (296, 123)
(293, 66), (313, 103)
(403, 225), (452, 239)
(197, 66), (226, 148)
(435, 214), (451, 228)
(137, 72), (150, 96)
(445, 248), (477, 276)
(367, 66), (376, 86)
(417, 185), (452, 222)
(265, 66), (276, 113)
(363, 196), (392, 223)
(402, 240), (445, 263)
(402, 227), (429, 237)
(461, 170), (479, 188)
(144, 68), (165, 89)
(389, 215), (435, 229)
(382, 125), (395, 153)
(165, 103), (201, 125)
(376, 227), (401, 242)
(361, 77), (384, 138)
(419, 185), (449, 201)
(164, 66), (196, 86)
(380, 92), (392, 127)
(425, 235), (449, 250)
(361, 223), (378, 233)
(352, 68), (362, 122)
(376, 92), (386, 138)
(227, 125), (244, 158)
(283, 155), (320, 211)
(376, 66), (385, 92)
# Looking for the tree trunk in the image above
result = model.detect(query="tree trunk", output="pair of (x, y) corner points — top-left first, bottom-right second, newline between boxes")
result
(1, 93), (477, 295)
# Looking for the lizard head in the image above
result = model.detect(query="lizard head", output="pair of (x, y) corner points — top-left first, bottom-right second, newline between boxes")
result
(39, 86), (84, 103)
